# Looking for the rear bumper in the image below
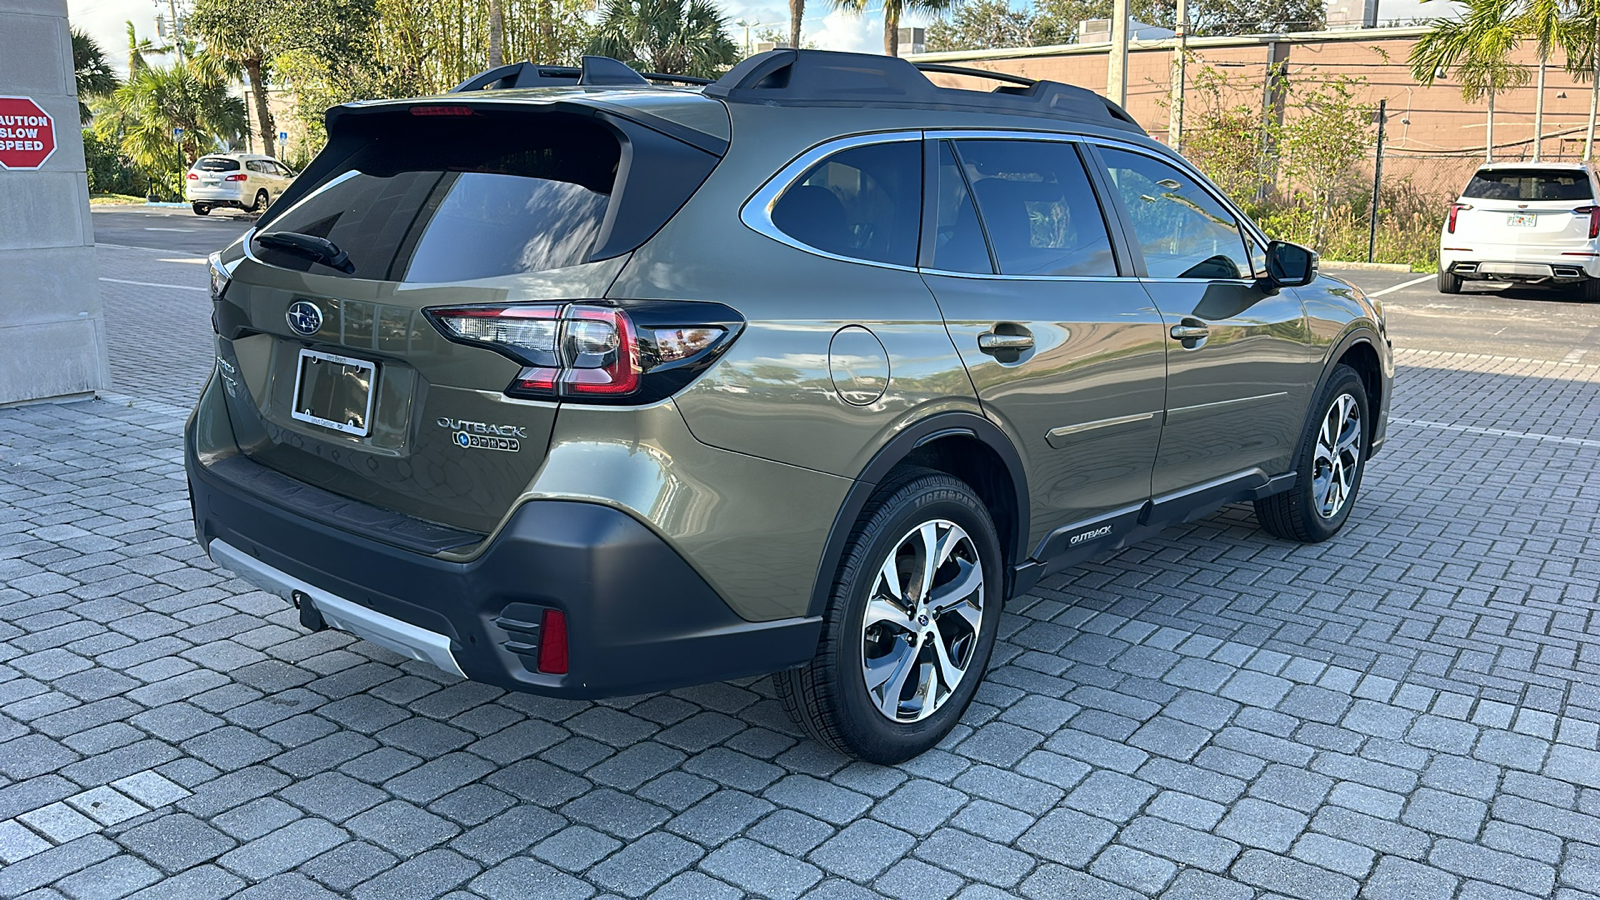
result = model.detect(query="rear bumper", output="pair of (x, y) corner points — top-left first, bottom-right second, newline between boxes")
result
(186, 187), (249, 204)
(1440, 250), (1600, 282)
(185, 404), (821, 698)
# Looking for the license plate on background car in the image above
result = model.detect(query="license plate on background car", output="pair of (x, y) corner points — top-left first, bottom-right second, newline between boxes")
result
(291, 348), (377, 437)
(1507, 214), (1537, 227)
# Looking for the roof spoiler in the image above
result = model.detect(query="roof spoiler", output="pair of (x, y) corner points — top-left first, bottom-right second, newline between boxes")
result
(451, 56), (713, 92)
(704, 50), (1144, 135)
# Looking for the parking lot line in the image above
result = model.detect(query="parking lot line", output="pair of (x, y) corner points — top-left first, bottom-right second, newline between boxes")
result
(1391, 416), (1600, 449)
(98, 277), (207, 292)
(1367, 274), (1434, 297)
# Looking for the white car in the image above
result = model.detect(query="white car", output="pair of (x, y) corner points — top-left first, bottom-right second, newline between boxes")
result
(185, 153), (297, 216)
(1438, 162), (1599, 302)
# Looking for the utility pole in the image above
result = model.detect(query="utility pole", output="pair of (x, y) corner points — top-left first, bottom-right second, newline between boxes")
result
(1107, 0), (1129, 107)
(1169, 0), (1187, 150)
(1368, 99), (1386, 264)
(166, 0), (184, 61)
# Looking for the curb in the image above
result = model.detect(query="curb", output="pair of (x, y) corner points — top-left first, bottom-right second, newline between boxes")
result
(1322, 261), (1416, 273)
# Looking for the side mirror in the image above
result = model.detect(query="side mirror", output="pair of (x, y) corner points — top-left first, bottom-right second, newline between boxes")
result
(1264, 240), (1318, 289)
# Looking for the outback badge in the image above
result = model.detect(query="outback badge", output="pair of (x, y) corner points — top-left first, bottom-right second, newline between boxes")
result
(438, 416), (525, 452)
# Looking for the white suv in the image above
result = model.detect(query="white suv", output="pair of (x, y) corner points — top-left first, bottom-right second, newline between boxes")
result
(185, 152), (297, 216)
(1438, 162), (1599, 302)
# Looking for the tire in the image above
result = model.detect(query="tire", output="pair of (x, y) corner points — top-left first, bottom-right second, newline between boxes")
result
(1437, 269), (1461, 294)
(252, 190), (269, 213)
(1585, 278), (1600, 304)
(1254, 364), (1369, 543)
(192, 203), (211, 216)
(776, 469), (1003, 764)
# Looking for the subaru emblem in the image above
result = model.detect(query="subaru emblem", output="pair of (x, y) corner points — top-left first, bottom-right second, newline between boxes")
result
(286, 301), (323, 336)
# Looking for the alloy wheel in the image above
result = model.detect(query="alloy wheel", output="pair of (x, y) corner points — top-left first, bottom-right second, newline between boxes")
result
(1313, 392), (1362, 519)
(861, 519), (984, 723)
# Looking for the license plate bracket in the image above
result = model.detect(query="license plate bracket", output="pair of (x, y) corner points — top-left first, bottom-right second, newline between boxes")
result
(291, 348), (377, 437)
(1507, 213), (1537, 227)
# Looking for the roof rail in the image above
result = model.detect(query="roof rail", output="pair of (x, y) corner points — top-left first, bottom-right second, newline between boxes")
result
(704, 49), (1145, 136)
(450, 56), (713, 92)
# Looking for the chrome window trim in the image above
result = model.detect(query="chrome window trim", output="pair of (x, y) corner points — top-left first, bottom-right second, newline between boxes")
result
(740, 130), (924, 273)
(921, 269), (1116, 283)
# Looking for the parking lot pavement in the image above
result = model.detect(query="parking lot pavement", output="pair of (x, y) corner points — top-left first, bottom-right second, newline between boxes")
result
(1, 262), (1598, 898)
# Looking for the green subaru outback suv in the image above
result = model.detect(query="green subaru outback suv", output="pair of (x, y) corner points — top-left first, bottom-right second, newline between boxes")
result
(187, 50), (1392, 762)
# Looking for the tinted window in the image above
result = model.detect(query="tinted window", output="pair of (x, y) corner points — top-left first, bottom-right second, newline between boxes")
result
(254, 113), (620, 281)
(195, 157), (239, 172)
(1101, 148), (1250, 280)
(954, 140), (1117, 277)
(931, 142), (993, 274)
(1463, 169), (1593, 201)
(275, 163), (294, 177)
(771, 141), (920, 267)
(246, 160), (267, 173)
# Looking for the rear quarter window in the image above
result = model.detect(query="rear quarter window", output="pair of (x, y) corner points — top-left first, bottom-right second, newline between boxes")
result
(769, 141), (922, 267)
(1464, 170), (1594, 202)
(254, 113), (623, 281)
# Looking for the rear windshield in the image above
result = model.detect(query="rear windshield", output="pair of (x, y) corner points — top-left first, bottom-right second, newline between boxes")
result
(1463, 169), (1593, 201)
(194, 157), (240, 172)
(253, 114), (622, 281)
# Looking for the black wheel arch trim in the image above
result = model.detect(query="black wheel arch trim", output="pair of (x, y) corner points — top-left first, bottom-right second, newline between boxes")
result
(806, 412), (1030, 618)
(1315, 325), (1386, 450)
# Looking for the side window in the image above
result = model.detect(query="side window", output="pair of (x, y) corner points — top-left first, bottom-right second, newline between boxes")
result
(952, 139), (1118, 278)
(246, 160), (266, 174)
(770, 141), (921, 267)
(1100, 148), (1251, 280)
(930, 142), (993, 274)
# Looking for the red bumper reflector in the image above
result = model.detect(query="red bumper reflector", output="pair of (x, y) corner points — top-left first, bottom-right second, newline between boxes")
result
(538, 610), (568, 674)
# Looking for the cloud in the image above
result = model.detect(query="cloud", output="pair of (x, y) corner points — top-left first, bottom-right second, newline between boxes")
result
(68, 0), (168, 77)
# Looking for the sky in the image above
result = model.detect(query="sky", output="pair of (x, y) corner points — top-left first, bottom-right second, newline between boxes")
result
(67, 0), (1456, 80)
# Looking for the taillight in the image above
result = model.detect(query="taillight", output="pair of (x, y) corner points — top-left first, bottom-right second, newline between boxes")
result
(1447, 203), (1470, 233)
(426, 301), (743, 404)
(187, 172), (199, 180)
(411, 105), (475, 116)
(1576, 206), (1600, 239)
(224, 173), (247, 182)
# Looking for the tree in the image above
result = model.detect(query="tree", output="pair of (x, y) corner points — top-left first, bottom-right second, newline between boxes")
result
(189, 0), (278, 157)
(1275, 75), (1372, 248)
(832, 0), (954, 57)
(926, 0), (1034, 52)
(96, 60), (247, 199)
(791, 0), (804, 53)
(1515, 0), (1584, 161)
(1576, 0), (1599, 159)
(490, 0), (506, 67)
(588, 0), (738, 77)
(1410, 0), (1529, 161)
(71, 28), (119, 125)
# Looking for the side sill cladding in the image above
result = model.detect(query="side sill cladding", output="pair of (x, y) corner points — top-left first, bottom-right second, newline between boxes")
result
(805, 413), (1030, 618)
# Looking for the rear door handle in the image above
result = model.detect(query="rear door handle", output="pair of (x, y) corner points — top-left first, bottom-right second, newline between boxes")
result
(1170, 324), (1209, 341)
(978, 331), (1034, 354)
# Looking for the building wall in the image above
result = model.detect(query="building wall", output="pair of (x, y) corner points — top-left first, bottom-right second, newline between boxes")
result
(0, 0), (110, 406)
(916, 28), (1599, 162)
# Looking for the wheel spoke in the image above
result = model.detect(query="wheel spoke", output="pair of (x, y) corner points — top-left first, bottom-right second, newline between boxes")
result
(929, 558), (982, 613)
(865, 637), (917, 717)
(913, 522), (940, 605)
(876, 556), (905, 604)
(866, 597), (916, 634)
(930, 621), (967, 693)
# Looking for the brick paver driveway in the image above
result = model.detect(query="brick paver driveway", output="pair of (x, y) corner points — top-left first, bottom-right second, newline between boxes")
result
(1, 249), (1598, 899)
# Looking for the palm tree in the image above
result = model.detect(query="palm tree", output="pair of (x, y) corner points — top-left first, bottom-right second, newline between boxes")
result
(1569, 0), (1599, 159)
(188, 0), (278, 157)
(589, 0), (739, 78)
(832, 0), (955, 57)
(1517, 0), (1584, 161)
(71, 28), (119, 125)
(1411, 0), (1530, 161)
(490, 0), (506, 67)
(791, 0), (804, 50)
(97, 60), (247, 198)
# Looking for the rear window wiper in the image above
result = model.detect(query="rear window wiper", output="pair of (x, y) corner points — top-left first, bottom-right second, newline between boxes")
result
(257, 231), (356, 274)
